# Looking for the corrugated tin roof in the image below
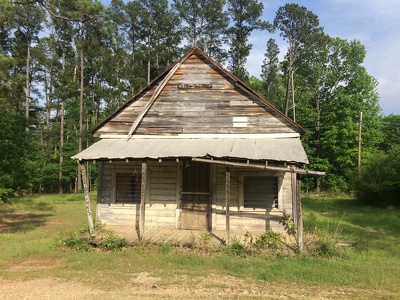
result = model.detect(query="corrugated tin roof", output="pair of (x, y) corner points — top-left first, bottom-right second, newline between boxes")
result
(72, 137), (308, 164)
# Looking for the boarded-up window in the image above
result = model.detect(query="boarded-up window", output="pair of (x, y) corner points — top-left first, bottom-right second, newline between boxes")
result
(244, 176), (278, 209)
(116, 173), (141, 203)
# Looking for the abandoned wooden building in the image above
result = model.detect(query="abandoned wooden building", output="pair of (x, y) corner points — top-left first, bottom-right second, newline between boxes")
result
(72, 47), (323, 245)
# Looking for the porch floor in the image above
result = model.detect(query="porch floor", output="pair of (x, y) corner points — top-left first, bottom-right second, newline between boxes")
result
(104, 226), (259, 247)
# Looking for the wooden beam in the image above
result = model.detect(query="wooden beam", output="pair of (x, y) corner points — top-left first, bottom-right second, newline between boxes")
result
(139, 160), (147, 240)
(192, 157), (326, 176)
(80, 162), (94, 236)
(225, 166), (231, 245)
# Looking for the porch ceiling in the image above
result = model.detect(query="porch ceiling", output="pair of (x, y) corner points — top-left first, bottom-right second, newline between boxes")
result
(72, 137), (308, 164)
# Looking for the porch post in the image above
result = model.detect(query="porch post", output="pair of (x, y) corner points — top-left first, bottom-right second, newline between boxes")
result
(291, 171), (303, 252)
(225, 166), (231, 245)
(139, 160), (147, 241)
(80, 161), (94, 236)
(296, 176), (303, 253)
(291, 172), (298, 226)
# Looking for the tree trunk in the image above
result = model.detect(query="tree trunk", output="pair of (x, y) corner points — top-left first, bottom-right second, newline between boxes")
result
(59, 48), (65, 194)
(284, 41), (294, 116)
(77, 41), (84, 192)
(147, 32), (151, 84)
(25, 36), (31, 128)
(80, 162), (94, 236)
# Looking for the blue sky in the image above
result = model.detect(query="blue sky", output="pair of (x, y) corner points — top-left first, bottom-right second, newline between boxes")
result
(246, 0), (400, 115)
(101, 0), (400, 115)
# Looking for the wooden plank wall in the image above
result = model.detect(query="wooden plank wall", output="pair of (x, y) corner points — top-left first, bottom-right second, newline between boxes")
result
(97, 160), (178, 228)
(212, 165), (292, 233)
(96, 53), (299, 136)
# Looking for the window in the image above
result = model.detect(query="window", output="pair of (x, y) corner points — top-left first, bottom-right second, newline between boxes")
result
(116, 173), (141, 203)
(243, 176), (278, 209)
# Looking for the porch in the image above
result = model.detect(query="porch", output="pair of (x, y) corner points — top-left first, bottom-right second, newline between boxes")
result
(103, 226), (255, 247)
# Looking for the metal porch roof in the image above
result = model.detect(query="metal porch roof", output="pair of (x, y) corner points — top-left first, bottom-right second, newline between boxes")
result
(72, 137), (308, 164)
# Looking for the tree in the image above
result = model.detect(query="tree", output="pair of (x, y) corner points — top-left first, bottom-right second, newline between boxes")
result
(13, 1), (45, 123)
(294, 37), (382, 192)
(261, 38), (284, 109)
(227, 0), (269, 81)
(380, 114), (400, 151)
(125, 0), (147, 95)
(354, 146), (400, 207)
(0, 110), (31, 196)
(173, 0), (228, 62)
(273, 3), (325, 117)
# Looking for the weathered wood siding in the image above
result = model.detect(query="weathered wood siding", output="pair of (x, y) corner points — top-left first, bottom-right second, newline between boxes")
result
(95, 53), (299, 137)
(97, 160), (178, 229)
(211, 165), (292, 233)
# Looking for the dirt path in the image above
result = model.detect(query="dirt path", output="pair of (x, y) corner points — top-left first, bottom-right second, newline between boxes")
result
(1, 275), (398, 300)
(1, 257), (398, 299)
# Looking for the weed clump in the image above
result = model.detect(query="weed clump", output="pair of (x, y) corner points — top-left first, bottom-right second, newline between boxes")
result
(57, 225), (129, 252)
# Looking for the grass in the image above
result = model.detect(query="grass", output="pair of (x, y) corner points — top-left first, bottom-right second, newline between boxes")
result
(1, 193), (399, 297)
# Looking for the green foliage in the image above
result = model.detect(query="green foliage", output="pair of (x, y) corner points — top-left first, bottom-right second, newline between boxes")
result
(380, 114), (400, 151)
(227, 0), (269, 81)
(58, 229), (129, 252)
(226, 238), (247, 257)
(60, 235), (92, 251)
(0, 187), (13, 203)
(159, 240), (173, 254)
(254, 230), (282, 250)
(97, 237), (128, 251)
(354, 147), (400, 207)
(0, 110), (31, 194)
(279, 211), (297, 235)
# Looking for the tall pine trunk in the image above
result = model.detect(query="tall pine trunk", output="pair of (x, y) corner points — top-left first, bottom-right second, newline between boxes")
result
(59, 47), (66, 194)
(77, 40), (84, 192)
(25, 35), (31, 127)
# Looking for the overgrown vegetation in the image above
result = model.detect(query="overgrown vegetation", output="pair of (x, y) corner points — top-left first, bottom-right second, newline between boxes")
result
(353, 146), (400, 207)
(1, 194), (400, 297)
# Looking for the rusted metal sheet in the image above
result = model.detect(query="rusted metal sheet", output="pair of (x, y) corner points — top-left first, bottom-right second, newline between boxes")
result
(72, 137), (308, 164)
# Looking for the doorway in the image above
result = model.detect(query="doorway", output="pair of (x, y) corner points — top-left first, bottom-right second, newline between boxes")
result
(181, 162), (211, 230)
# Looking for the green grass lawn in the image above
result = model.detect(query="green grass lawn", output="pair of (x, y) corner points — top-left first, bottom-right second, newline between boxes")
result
(0, 193), (399, 298)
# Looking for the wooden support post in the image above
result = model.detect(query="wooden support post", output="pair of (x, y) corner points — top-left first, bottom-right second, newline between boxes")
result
(225, 166), (231, 245)
(296, 177), (303, 253)
(291, 172), (298, 226)
(80, 161), (94, 236)
(139, 160), (147, 241)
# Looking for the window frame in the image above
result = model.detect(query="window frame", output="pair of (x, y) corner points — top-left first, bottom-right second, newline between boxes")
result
(238, 171), (283, 212)
(111, 170), (151, 205)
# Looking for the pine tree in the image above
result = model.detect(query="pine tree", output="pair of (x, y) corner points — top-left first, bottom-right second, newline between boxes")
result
(227, 0), (269, 82)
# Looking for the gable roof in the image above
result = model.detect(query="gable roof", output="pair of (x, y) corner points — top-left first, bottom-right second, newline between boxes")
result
(91, 47), (306, 136)
(73, 47), (310, 165)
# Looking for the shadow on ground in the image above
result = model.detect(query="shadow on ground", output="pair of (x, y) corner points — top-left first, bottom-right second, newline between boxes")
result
(0, 198), (56, 233)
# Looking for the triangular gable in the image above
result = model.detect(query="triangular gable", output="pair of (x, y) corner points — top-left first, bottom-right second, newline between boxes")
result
(92, 47), (305, 138)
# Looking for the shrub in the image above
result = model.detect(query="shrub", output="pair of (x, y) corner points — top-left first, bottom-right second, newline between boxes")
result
(254, 230), (282, 250)
(354, 147), (400, 207)
(97, 237), (128, 251)
(226, 239), (247, 257)
(0, 187), (13, 203)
